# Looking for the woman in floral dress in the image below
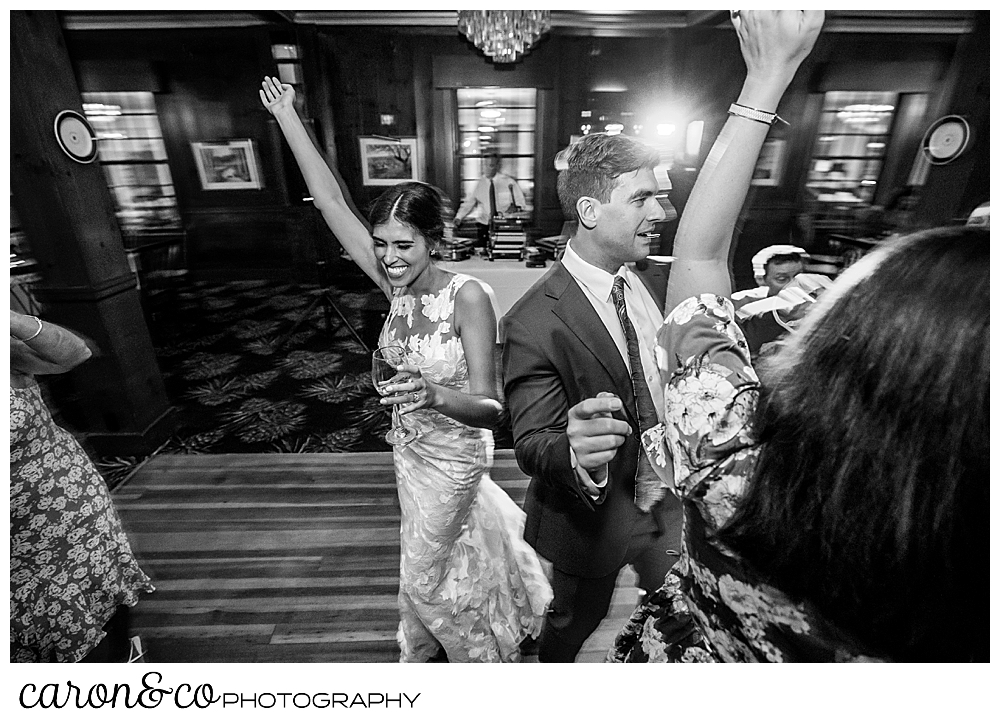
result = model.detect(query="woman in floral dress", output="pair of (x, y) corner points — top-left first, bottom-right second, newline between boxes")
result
(260, 77), (551, 662)
(609, 11), (987, 663)
(10, 311), (153, 662)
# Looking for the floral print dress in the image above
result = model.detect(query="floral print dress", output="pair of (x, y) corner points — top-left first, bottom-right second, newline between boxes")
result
(379, 272), (551, 662)
(10, 379), (154, 662)
(607, 294), (886, 663)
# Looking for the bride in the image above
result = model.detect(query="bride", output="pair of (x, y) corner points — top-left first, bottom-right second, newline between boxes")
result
(260, 76), (551, 662)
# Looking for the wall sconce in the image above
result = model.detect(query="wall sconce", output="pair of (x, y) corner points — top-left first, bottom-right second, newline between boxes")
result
(271, 44), (302, 85)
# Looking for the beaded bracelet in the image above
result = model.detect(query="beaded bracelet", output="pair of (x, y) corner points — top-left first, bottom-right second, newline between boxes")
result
(728, 102), (789, 128)
(12, 315), (43, 342)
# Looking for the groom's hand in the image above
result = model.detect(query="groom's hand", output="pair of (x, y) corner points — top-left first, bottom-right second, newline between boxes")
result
(567, 393), (631, 487)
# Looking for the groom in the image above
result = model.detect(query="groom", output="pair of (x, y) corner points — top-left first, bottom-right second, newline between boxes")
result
(500, 132), (683, 662)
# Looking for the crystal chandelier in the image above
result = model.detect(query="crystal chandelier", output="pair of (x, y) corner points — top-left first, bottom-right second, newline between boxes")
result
(457, 10), (552, 64)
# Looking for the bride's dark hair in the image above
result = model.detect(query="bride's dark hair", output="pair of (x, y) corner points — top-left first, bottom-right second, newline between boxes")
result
(719, 226), (989, 662)
(368, 182), (453, 257)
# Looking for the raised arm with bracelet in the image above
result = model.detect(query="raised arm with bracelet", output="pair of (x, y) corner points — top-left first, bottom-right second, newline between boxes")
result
(666, 10), (824, 312)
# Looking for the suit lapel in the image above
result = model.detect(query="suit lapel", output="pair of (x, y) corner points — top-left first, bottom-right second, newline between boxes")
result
(546, 262), (638, 430)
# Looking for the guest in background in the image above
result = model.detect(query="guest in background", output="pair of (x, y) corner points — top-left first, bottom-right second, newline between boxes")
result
(10, 311), (153, 662)
(453, 152), (527, 250)
(731, 244), (807, 312)
(260, 77), (551, 662)
(611, 10), (987, 663)
(738, 272), (832, 362)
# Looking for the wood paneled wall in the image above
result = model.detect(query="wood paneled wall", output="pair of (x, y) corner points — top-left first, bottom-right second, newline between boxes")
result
(65, 26), (309, 279)
(60, 20), (974, 282)
(12, 11), (174, 454)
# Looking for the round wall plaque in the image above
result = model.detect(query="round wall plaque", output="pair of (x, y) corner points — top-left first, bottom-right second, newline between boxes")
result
(921, 115), (971, 166)
(54, 110), (98, 164)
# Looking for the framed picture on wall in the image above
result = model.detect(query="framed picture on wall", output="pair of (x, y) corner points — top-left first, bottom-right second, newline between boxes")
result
(751, 139), (786, 187)
(359, 136), (420, 186)
(191, 139), (263, 190)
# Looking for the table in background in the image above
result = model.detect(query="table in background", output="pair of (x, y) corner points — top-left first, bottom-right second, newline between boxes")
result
(438, 256), (549, 317)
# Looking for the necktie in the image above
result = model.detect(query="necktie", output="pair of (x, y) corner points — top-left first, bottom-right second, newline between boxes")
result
(488, 179), (497, 219)
(611, 275), (664, 512)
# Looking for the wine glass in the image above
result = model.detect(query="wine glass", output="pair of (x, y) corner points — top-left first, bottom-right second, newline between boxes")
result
(371, 345), (418, 446)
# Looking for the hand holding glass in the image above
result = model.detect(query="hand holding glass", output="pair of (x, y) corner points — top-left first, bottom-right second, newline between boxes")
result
(372, 345), (418, 445)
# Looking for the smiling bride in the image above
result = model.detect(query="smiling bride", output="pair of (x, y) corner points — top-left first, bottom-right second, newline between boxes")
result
(259, 76), (551, 662)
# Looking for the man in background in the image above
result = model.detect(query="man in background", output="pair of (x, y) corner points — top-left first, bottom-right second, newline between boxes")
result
(731, 244), (807, 312)
(454, 152), (527, 250)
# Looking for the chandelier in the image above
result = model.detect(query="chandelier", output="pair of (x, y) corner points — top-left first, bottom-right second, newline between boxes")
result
(457, 10), (552, 64)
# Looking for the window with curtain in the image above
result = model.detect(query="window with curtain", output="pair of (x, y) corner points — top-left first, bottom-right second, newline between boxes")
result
(271, 43), (302, 85)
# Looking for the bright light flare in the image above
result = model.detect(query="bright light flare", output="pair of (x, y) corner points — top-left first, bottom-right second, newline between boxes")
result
(686, 121), (704, 157)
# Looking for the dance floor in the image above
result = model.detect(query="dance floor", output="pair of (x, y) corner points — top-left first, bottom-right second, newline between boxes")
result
(113, 450), (640, 663)
(103, 258), (640, 663)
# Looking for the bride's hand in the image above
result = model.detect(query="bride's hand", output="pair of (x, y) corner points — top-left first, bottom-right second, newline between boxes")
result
(379, 363), (437, 414)
(259, 75), (295, 115)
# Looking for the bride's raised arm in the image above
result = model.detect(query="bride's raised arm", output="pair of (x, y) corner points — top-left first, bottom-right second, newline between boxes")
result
(259, 76), (391, 297)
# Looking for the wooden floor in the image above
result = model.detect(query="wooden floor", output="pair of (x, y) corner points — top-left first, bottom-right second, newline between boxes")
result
(112, 450), (640, 663)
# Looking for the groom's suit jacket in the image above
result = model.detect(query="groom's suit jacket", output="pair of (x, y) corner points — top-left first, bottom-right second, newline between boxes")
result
(500, 259), (679, 579)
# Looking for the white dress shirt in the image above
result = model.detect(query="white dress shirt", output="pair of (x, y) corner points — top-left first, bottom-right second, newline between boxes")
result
(561, 241), (665, 421)
(455, 172), (527, 225)
(561, 240), (665, 494)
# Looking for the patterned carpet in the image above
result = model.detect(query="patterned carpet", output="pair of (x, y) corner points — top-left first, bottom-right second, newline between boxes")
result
(154, 271), (393, 455)
(95, 263), (513, 488)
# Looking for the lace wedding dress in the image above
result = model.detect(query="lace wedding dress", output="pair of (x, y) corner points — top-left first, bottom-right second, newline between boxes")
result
(379, 272), (551, 662)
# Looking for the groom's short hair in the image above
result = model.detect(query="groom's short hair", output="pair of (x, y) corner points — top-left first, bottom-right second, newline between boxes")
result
(557, 133), (661, 222)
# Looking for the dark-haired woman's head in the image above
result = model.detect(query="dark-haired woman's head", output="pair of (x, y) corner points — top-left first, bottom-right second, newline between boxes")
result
(368, 182), (451, 288)
(723, 226), (989, 661)
(369, 182), (450, 249)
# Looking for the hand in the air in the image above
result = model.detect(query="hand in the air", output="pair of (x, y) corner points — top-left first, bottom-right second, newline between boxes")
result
(731, 10), (824, 85)
(259, 75), (295, 115)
